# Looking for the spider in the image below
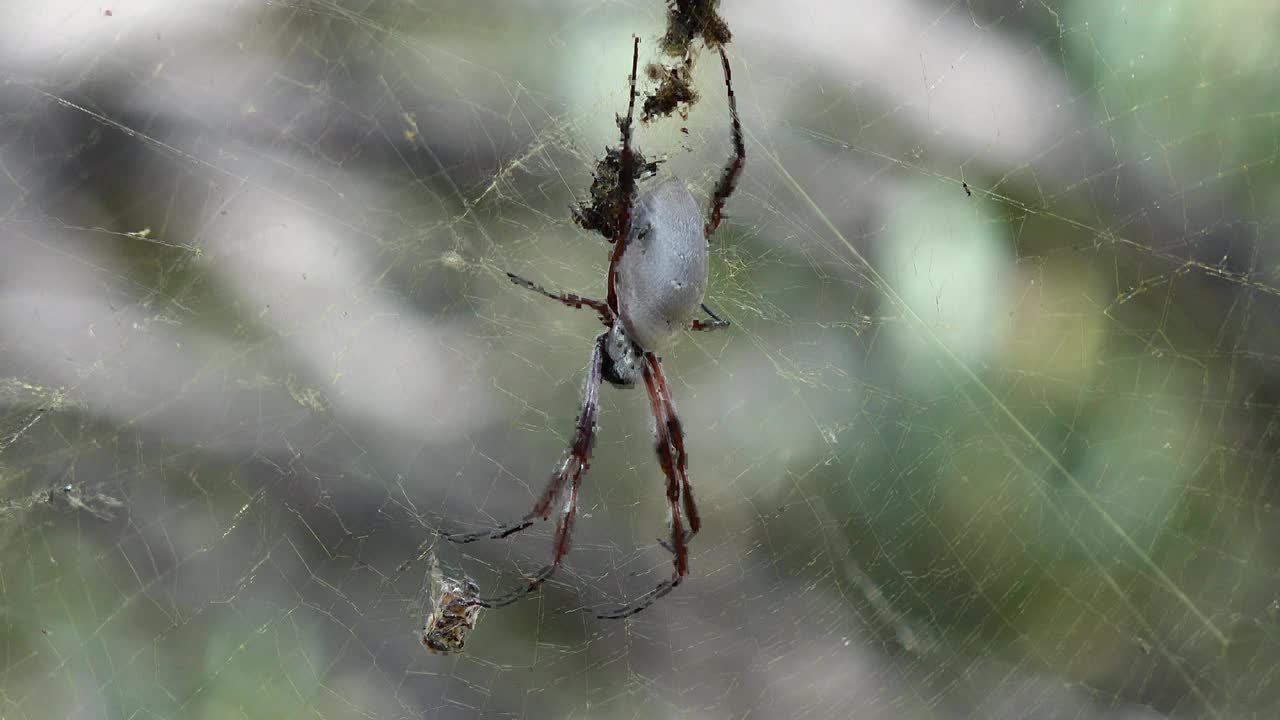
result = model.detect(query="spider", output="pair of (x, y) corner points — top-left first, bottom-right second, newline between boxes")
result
(444, 36), (744, 619)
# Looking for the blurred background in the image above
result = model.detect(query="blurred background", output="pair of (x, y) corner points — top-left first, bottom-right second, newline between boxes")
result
(2, 1), (1278, 718)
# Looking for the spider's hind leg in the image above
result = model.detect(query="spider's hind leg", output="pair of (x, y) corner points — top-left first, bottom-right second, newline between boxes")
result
(656, 529), (696, 555)
(593, 352), (699, 620)
(690, 303), (730, 332)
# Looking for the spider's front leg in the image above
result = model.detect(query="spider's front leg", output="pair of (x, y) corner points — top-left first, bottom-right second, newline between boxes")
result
(647, 352), (700, 542)
(594, 352), (700, 619)
(442, 275), (611, 546)
(445, 332), (607, 609)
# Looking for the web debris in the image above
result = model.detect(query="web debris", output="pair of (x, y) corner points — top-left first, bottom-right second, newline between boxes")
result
(572, 146), (660, 242)
(0, 483), (124, 522)
(641, 0), (733, 122)
(419, 552), (482, 654)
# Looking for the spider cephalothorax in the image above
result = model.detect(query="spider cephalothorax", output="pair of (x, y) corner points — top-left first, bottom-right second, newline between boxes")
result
(602, 323), (642, 388)
(445, 36), (744, 619)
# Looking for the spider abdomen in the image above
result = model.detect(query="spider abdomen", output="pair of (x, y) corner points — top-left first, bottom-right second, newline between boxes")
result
(614, 177), (707, 350)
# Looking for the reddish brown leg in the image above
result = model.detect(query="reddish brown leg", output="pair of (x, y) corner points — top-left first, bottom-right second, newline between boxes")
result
(471, 456), (584, 609)
(594, 353), (691, 619)
(644, 355), (700, 551)
(704, 46), (745, 239)
(506, 272), (613, 328)
(645, 354), (693, 570)
(606, 36), (642, 311)
(447, 333), (606, 608)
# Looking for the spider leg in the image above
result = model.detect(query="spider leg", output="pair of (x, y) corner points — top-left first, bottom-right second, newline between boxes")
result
(690, 319), (730, 332)
(704, 46), (745, 239)
(469, 563), (558, 608)
(606, 35), (642, 310)
(439, 518), (535, 544)
(459, 332), (606, 608)
(440, 445), (559, 543)
(647, 353), (701, 541)
(505, 272), (613, 327)
(655, 534), (693, 555)
(595, 577), (681, 620)
(594, 353), (694, 619)
(691, 304), (731, 332)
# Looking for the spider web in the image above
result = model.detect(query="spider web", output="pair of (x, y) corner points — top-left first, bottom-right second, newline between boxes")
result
(1, 1), (1277, 718)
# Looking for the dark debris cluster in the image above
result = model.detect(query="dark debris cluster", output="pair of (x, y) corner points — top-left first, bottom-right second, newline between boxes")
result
(660, 0), (732, 54)
(642, 61), (698, 123)
(640, 0), (731, 123)
(571, 145), (660, 242)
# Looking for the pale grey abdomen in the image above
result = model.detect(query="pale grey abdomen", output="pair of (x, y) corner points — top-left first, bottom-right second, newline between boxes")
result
(614, 177), (707, 350)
